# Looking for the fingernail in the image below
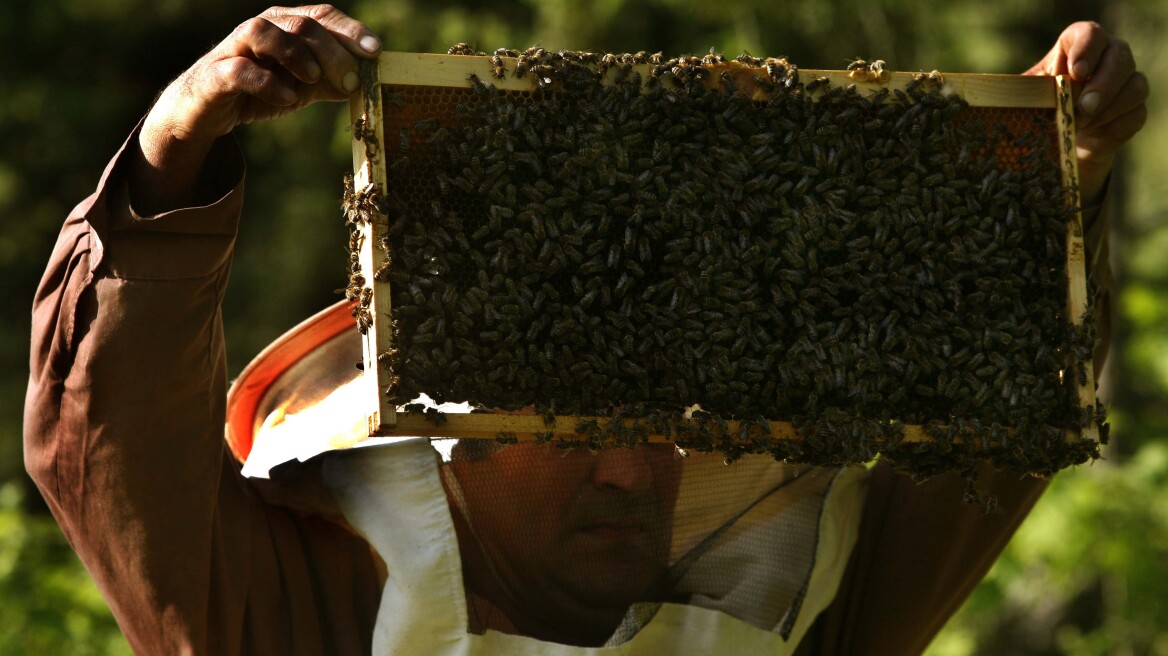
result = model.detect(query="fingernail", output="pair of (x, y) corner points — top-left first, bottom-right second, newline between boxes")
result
(342, 71), (360, 93)
(1072, 60), (1090, 80)
(1080, 90), (1100, 114)
(306, 61), (322, 82)
(280, 87), (298, 105)
(360, 35), (382, 53)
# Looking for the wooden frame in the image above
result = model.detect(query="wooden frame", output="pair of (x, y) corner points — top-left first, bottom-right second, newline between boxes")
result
(347, 52), (1096, 448)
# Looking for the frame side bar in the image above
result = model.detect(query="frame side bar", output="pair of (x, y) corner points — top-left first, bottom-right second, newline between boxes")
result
(351, 59), (397, 436)
(1055, 74), (1099, 444)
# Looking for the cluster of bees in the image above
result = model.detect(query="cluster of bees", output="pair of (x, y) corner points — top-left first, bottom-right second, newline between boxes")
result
(345, 46), (1105, 478)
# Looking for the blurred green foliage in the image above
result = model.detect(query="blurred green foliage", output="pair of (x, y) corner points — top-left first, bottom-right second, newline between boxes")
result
(2, 0), (1164, 653)
(0, 483), (131, 655)
(930, 444), (1168, 655)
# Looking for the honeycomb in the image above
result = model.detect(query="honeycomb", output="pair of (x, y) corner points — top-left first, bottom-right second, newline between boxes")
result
(347, 53), (1103, 477)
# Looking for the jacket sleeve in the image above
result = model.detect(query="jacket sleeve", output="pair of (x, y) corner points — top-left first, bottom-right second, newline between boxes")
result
(795, 196), (1113, 655)
(24, 125), (381, 655)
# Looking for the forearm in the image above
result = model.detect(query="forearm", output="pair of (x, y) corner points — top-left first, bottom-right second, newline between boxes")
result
(25, 125), (244, 651)
(27, 124), (382, 654)
(796, 462), (1048, 656)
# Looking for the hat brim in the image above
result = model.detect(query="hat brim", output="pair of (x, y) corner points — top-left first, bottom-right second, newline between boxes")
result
(225, 299), (361, 468)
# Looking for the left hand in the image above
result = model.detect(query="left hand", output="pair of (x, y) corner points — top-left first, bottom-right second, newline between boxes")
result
(1024, 21), (1148, 206)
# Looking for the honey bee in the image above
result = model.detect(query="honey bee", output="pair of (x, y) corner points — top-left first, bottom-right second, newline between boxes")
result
(467, 72), (491, 95)
(702, 49), (725, 66)
(805, 75), (832, 94)
(490, 51), (507, 79)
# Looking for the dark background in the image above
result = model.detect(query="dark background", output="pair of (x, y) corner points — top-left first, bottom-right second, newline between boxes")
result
(2, 1), (1165, 652)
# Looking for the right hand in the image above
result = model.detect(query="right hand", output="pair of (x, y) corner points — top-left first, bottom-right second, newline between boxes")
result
(1023, 22), (1148, 207)
(133, 5), (382, 213)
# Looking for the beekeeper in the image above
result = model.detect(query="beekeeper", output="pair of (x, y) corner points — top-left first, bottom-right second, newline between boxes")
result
(25, 5), (1145, 654)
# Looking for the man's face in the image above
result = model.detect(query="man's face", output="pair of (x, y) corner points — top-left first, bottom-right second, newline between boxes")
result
(449, 441), (683, 638)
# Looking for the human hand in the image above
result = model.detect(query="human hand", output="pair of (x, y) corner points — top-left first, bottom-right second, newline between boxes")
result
(1024, 21), (1148, 206)
(133, 5), (381, 214)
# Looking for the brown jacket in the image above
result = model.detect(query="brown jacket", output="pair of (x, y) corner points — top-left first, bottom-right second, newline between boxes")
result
(25, 128), (1108, 655)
